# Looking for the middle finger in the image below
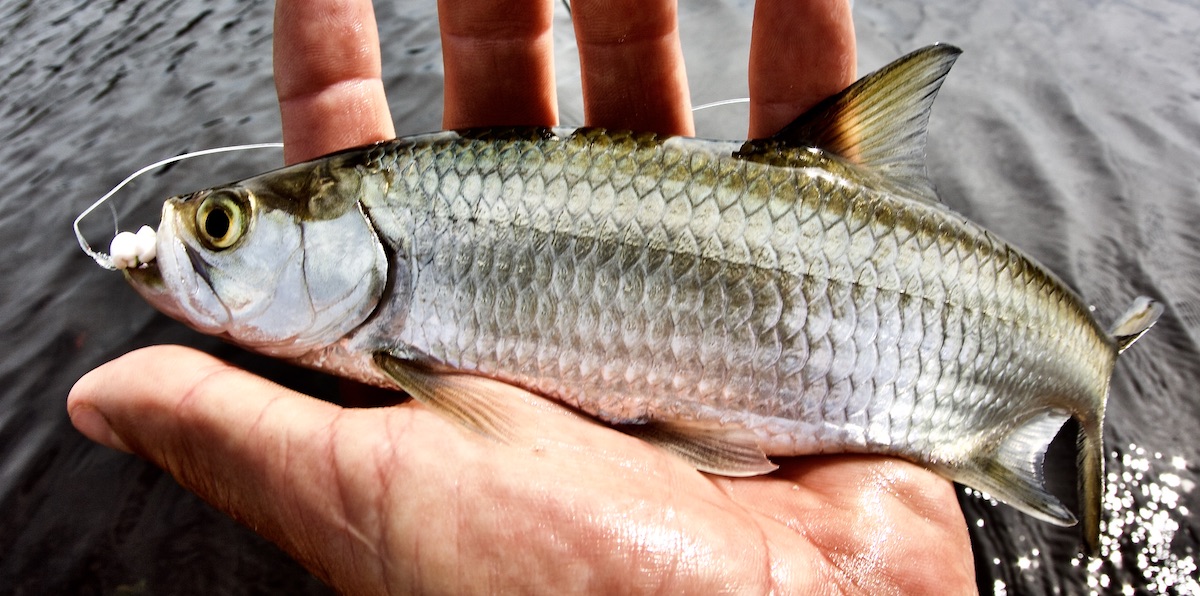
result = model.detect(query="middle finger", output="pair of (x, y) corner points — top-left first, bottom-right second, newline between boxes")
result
(439, 0), (558, 130)
(571, 0), (694, 136)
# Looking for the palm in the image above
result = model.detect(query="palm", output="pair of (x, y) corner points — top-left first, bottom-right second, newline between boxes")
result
(303, 388), (972, 593)
(74, 345), (973, 593)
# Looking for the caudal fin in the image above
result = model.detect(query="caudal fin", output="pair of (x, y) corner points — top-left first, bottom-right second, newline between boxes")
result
(1074, 296), (1165, 553)
(1078, 413), (1106, 554)
(1108, 296), (1163, 353)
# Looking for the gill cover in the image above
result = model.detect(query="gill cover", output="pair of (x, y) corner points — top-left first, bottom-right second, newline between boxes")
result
(146, 160), (388, 357)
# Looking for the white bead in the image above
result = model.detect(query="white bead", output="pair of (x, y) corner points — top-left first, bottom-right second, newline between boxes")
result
(134, 225), (157, 263)
(108, 226), (158, 269)
(109, 231), (139, 269)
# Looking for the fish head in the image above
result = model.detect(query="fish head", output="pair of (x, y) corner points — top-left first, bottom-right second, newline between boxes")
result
(126, 161), (389, 358)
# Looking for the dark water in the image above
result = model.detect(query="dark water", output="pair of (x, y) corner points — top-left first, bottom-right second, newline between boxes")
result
(2, 0), (1198, 593)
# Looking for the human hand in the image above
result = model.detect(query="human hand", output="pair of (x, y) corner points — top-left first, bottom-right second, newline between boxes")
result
(69, 0), (976, 593)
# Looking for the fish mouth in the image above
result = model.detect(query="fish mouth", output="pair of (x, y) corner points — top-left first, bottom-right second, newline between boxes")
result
(123, 261), (163, 291)
(124, 260), (195, 325)
(123, 201), (232, 333)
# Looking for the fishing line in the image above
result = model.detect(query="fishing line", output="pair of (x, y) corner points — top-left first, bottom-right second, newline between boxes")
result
(108, 202), (120, 238)
(691, 97), (749, 112)
(75, 109), (742, 269)
(74, 142), (283, 270)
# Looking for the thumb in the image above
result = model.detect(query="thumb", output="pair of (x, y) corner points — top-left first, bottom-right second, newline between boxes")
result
(66, 345), (386, 589)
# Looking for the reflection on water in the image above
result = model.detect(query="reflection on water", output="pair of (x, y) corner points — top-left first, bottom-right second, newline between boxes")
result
(1093, 444), (1197, 594)
(2, 0), (1199, 593)
(967, 441), (1199, 595)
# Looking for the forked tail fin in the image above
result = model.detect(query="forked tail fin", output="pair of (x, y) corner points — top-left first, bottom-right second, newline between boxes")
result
(1108, 296), (1163, 354)
(951, 293), (1162, 554)
(1078, 412), (1105, 554)
(1077, 296), (1164, 553)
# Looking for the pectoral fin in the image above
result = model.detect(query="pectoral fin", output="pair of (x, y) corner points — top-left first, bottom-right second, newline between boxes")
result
(617, 420), (778, 477)
(372, 352), (519, 442)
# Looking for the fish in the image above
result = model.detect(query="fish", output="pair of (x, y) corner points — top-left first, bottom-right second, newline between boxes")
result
(119, 44), (1160, 553)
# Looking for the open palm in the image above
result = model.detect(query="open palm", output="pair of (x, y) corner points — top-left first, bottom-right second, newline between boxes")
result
(69, 0), (975, 592)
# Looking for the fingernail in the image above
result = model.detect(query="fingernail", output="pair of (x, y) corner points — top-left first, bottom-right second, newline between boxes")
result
(69, 403), (132, 454)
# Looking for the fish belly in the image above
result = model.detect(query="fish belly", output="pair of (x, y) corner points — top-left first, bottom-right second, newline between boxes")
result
(373, 129), (1113, 463)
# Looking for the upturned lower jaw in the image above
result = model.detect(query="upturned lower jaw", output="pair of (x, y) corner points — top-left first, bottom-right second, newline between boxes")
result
(124, 262), (187, 323)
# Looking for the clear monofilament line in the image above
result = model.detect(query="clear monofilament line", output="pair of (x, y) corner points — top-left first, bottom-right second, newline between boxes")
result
(691, 97), (750, 112)
(74, 143), (283, 270)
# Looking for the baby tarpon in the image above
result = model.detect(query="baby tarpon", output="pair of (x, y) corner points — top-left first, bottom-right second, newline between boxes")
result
(106, 45), (1160, 552)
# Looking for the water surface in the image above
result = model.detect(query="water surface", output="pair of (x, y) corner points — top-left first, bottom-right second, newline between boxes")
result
(1, 0), (1197, 593)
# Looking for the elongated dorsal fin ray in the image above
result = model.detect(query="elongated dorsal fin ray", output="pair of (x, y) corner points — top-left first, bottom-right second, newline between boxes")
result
(945, 409), (1077, 527)
(1108, 296), (1163, 354)
(748, 44), (962, 204)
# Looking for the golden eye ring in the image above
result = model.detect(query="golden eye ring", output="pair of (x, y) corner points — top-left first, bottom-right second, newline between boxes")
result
(195, 192), (246, 250)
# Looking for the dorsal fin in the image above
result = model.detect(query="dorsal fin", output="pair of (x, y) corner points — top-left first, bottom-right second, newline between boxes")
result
(744, 44), (962, 203)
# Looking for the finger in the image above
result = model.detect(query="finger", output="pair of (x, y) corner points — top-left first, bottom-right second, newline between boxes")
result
(438, 0), (558, 129)
(274, 0), (396, 164)
(747, 0), (856, 138)
(66, 346), (395, 590)
(571, 0), (694, 136)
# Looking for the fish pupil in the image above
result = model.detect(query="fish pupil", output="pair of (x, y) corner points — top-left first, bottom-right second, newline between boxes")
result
(205, 209), (230, 240)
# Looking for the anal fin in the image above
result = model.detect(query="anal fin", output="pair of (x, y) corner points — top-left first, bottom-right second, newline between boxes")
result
(372, 352), (519, 443)
(617, 420), (778, 477)
(948, 409), (1077, 527)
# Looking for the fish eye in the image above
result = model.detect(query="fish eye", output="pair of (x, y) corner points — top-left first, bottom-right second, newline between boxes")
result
(195, 192), (247, 250)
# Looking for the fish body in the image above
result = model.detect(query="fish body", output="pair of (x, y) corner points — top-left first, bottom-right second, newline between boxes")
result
(123, 46), (1159, 552)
